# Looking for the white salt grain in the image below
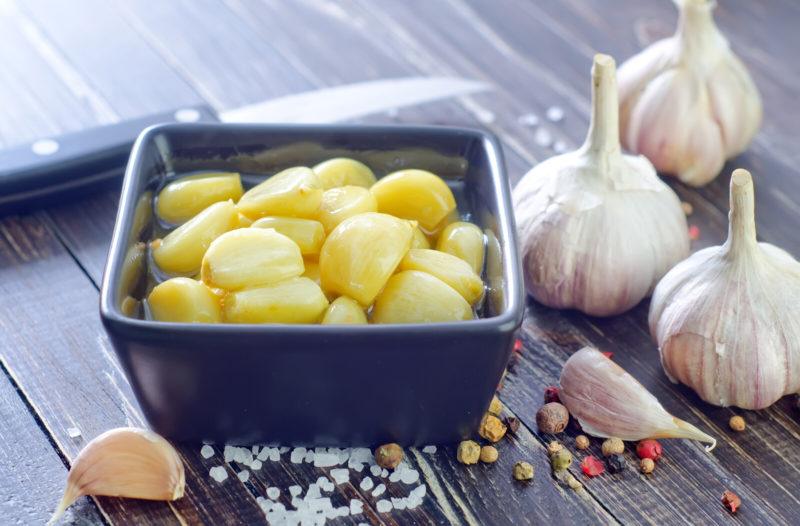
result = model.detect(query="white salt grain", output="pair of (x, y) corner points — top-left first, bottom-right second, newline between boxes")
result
(534, 127), (553, 148)
(268, 448), (280, 462)
(518, 113), (540, 127)
(359, 476), (374, 491)
(290, 447), (306, 464)
(252, 445), (260, 455)
(67, 427), (81, 439)
(257, 447), (270, 461)
(200, 445), (214, 459)
(389, 470), (401, 483)
(376, 500), (393, 513)
(330, 468), (349, 485)
(401, 468), (420, 485)
(546, 105), (565, 122)
(304, 450), (315, 463)
(224, 445), (236, 463)
(350, 499), (364, 515)
(335, 506), (350, 517)
(250, 460), (262, 471)
(314, 452), (340, 468)
(372, 483), (386, 497)
(381, 469), (389, 478)
(370, 464), (382, 477)
(421, 445), (437, 454)
(391, 497), (407, 510)
(267, 487), (280, 500)
(209, 466), (228, 482)
(237, 470), (250, 482)
(411, 484), (427, 499)
(289, 485), (302, 497)
(351, 462), (365, 473)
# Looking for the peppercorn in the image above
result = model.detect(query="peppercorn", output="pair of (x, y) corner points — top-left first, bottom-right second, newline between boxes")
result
(374, 443), (404, 470)
(550, 449), (573, 472)
(721, 490), (741, 514)
(601, 437), (625, 457)
(636, 439), (663, 461)
(566, 474), (582, 490)
(479, 413), (507, 442)
(479, 445), (499, 464)
(543, 386), (561, 404)
(729, 415), (746, 432)
(536, 402), (569, 434)
(513, 461), (534, 481)
(580, 455), (605, 477)
(488, 396), (503, 416)
(640, 458), (655, 474)
(505, 416), (521, 435)
(575, 435), (590, 450)
(681, 201), (694, 216)
(606, 454), (626, 474)
(457, 440), (481, 465)
(547, 441), (563, 455)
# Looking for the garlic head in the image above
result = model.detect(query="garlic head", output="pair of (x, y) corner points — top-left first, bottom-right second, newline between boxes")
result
(513, 54), (689, 317)
(618, 0), (762, 186)
(649, 169), (800, 409)
(49, 427), (185, 525)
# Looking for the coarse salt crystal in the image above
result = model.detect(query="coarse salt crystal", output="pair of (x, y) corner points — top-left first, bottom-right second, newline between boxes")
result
(372, 483), (386, 497)
(411, 484), (427, 499)
(359, 476), (374, 491)
(376, 500), (392, 513)
(314, 452), (340, 468)
(67, 427), (81, 439)
(209, 466), (228, 482)
(369, 464), (382, 477)
(267, 487), (280, 500)
(546, 105), (565, 122)
(518, 113), (540, 127)
(351, 462), (365, 472)
(289, 485), (302, 497)
(251, 460), (262, 471)
(224, 445), (236, 463)
(391, 497), (407, 510)
(421, 445), (437, 454)
(252, 445), (260, 455)
(290, 447), (306, 463)
(381, 469), (388, 478)
(389, 470), (401, 483)
(335, 506), (350, 517)
(401, 468), (420, 485)
(330, 468), (349, 485)
(237, 470), (250, 482)
(200, 445), (214, 459)
(304, 450), (315, 463)
(350, 499), (364, 515)
(268, 448), (280, 462)
(257, 447), (270, 461)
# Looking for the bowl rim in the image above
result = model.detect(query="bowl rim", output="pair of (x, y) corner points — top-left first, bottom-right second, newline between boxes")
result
(100, 122), (524, 335)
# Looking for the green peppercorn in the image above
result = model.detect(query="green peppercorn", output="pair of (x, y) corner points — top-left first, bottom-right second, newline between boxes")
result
(550, 448), (573, 472)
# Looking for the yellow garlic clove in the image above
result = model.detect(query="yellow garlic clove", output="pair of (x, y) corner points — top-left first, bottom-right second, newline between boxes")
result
(321, 296), (368, 325)
(152, 200), (239, 275)
(436, 221), (485, 274)
(399, 248), (484, 305)
(156, 172), (243, 225)
(371, 270), (473, 324)
(319, 212), (413, 306)
(237, 167), (323, 219)
(251, 216), (325, 257)
(223, 276), (329, 324)
(370, 169), (456, 232)
(49, 428), (185, 525)
(312, 157), (376, 189)
(410, 227), (431, 249)
(560, 347), (716, 450)
(148, 277), (222, 323)
(316, 185), (378, 233)
(201, 228), (304, 291)
(618, 0), (761, 186)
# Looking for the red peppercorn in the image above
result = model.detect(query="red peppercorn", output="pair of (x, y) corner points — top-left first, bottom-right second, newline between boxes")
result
(513, 338), (523, 353)
(689, 224), (701, 240)
(721, 490), (741, 514)
(636, 439), (663, 461)
(601, 351), (614, 360)
(543, 386), (561, 404)
(581, 455), (605, 477)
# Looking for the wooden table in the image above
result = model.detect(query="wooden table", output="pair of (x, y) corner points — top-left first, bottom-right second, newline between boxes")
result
(2, 1), (798, 524)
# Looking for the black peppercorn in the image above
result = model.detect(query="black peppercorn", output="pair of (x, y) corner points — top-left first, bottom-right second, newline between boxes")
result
(607, 454), (626, 474)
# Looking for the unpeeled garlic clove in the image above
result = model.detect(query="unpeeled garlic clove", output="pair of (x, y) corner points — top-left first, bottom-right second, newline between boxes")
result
(618, 0), (762, 186)
(560, 347), (716, 450)
(513, 54), (689, 316)
(49, 428), (185, 525)
(649, 169), (800, 409)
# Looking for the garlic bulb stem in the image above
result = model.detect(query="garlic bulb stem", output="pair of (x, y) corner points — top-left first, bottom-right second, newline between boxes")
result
(724, 169), (758, 256)
(582, 54), (620, 162)
(676, 0), (722, 59)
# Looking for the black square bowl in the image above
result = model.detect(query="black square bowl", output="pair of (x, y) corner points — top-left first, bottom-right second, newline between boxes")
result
(100, 123), (523, 446)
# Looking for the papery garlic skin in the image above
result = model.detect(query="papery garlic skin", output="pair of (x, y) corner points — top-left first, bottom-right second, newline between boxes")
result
(618, 0), (762, 186)
(649, 170), (800, 409)
(560, 347), (716, 450)
(513, 54), (689, 317)
(49, 428), (185, 525)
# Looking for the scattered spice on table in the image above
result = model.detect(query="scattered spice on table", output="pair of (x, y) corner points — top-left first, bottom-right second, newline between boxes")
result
(480, 445), (499, 464)
(375, 443), (404, 469)
(550, 449), (572, 472)
(513, 461), (535, 481)
(681, 201), (694, 216)
(636, 439), (663, 461)
(457, 440), (481, 465)
(721, 490), (741, 514)
(547, 441), (563, 455)
(729, 415), (746, 432)
(479, 413), (508, 442)
(543, 386), (561, 404)
(601, 437), (624, 457)
(566, 474), (583, 490)
(688, 224), (701, 240)
(640, 458), (655, 475)
(536, 402), (569, 434)
(505, 416), (521, 435)
(488, 396), (503, 416)
(581, 456), (605, 477)
(606, 454), (626, 474)
(575, 435), (590, 450)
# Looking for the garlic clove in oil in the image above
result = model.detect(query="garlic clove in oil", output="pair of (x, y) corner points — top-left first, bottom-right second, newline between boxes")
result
(560, 347), (716, 450)
(512, 54), (689, 317)
(649, 169), (800, 409)
(49, 427), (185, 525)
(618, 0), (762, 186)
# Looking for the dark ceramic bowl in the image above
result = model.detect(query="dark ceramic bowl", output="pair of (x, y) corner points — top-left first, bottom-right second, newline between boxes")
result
(100, 123), (523, 446)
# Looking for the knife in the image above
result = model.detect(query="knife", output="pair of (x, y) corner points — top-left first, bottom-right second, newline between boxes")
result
(0, 77), (488, 212)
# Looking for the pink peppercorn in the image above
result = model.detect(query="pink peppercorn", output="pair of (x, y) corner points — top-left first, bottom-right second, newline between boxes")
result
(636, 439), (663, 461)
(581, 456), (605, 477)
(543, 386), (560, 404)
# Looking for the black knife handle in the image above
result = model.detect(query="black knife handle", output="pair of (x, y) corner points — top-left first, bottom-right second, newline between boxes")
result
(0, 104), (219, 213)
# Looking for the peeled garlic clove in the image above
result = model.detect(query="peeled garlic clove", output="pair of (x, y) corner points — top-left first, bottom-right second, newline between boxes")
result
(436, 221), (485, 275)
(313, 157), (377, 190)
(316, 185), (378, 233)
(251, 216), (326, 257)
(148, 277), (222, 323)
(370, 169), (456, 233)
(371, 270), (473, 324)
(156, 172), (243, 225)
(649, 169), (800, 409)
(560, 347), (716, 450)
(321, 296), (368, 325)
(237, 166), (323, 219)
(513, 54), (689, 317)
(399, 248), (484, 305)
(223, 276), (329, 324)
(618, 0), (762, 186)
(49, 428), (184, 525)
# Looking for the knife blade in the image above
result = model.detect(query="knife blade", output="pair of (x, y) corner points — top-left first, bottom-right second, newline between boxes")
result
(0, 77), (489, 212)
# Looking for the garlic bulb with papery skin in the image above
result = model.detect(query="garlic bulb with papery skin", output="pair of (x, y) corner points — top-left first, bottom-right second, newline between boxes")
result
(618, 0), (762, 187)
(560, 347), (716, 450)
(513, 54), (689, 317)
(49, 428), (185, 525)
(649, 169), (800, 409)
